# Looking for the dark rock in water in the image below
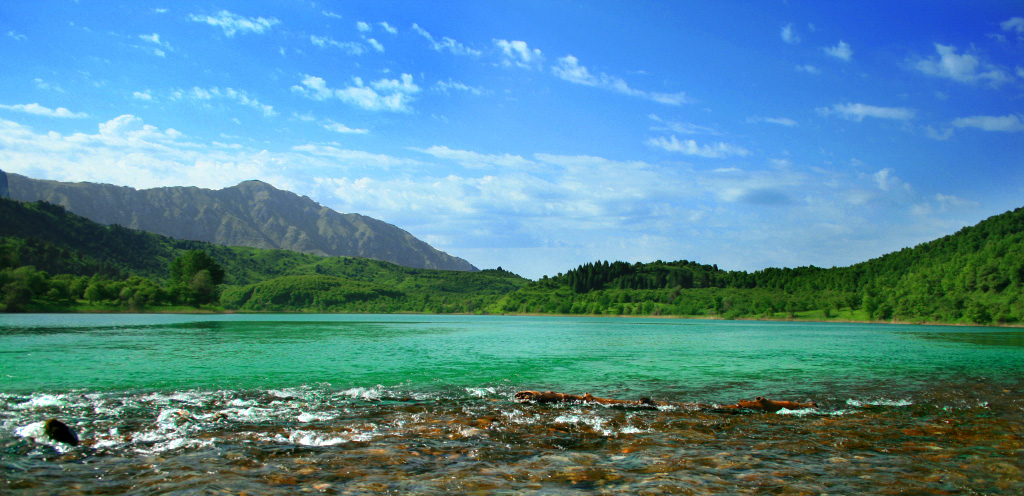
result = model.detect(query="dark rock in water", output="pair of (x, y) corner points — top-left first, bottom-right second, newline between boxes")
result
(0, 169), (8, 199)
(44, 418), (79, 446)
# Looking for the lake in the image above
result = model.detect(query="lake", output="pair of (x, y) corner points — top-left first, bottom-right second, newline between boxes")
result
(1, 314), (1021, 494)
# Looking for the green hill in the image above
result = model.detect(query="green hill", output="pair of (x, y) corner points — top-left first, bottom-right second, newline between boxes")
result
(0, 198), (528, 313)
(2, 196), (1022, 325)
(487, 207), (1024, 325)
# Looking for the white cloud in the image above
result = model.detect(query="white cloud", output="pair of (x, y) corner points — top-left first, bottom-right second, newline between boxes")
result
(952, 114), (1024, 132)
(366, 38), (384, 52)
(309, 35), (367, 55)
(378, 22), (398, 34)
(433, 79), (484, 95)
(322, 120), (369, 134)
(649, 115), (720, 134)
(178, 86), (276, 117)
(412, 24), (481, 56)
(781, 24), (799, 44)
(818, 103), (915, 121)
(646, 135), (750, 158)
(0, 114), (969, 279)
(33, 78), (64, 92)
(0, 103), (88, 118)
(914, 44), (1011, 86)
(292, 145), (423, 169)
(188, 10), (280, 37)
(1001, 17), (1024, 36)
(796, 64), (821, 74)
(552, 55), (689, 105)
(132, 90), (153, 101)
(824, 40), (852, 61)
(7, 30), (27, 41)
(748, 116), (799, 127)
(138, 32), (173, 57)
(924, 126), (953, 141)
(292, 74), (420, 112)
(494, 39), (543, 69)
(416, 145), (540, 170)
(322, 11), (342, 19)
(356, 21), (371, 32)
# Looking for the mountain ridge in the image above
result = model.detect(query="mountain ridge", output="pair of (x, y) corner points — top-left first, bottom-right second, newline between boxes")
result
(5, 172), (477, 272)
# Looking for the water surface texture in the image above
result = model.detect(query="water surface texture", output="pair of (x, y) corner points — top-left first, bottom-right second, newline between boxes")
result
(1, 314), (1021, 494)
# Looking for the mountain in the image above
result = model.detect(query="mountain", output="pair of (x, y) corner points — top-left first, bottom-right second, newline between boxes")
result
(0, 197), (528, 313)
(5, 172), (476, 272)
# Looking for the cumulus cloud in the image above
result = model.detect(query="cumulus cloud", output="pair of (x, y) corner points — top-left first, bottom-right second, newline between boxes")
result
(412, 24), (480, 56)
(292, 74), (420, 112)
(552, 55), (689, 105)
(824, 40), (853, 61)
(188, 10), (280, 37)
(952, 114), (1024, 132)
(132, 90), (153, 101)
(914, 44), (1011, 86)
(646, 135), (750, 158)
(378, 22), (398, 34)
(818, 103), (915, 122)
(494, 39), (543, 69)
(0, 103), (88, 118)
(0, 113), (968, 279)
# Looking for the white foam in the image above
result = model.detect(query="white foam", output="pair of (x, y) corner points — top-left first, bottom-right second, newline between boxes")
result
(12, 394), (66, 410)
(297, 411), (337, 423)
(553, 412), (614, 437)
(13, 421), (46, 440)
(846, 398), (912, 407)
(466, 387), (497, 398)
(340, 386), (385, 401)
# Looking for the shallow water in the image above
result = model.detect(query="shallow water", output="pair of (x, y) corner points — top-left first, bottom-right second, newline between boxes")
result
(1, 314), (1022, 494)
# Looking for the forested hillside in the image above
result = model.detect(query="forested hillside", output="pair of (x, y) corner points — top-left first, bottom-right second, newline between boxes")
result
(2, 197), (1022, 325)
(488, 207), (1024, 325)
(0, 198), (527, 313)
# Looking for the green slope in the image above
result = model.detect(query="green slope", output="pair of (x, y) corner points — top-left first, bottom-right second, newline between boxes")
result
(488, 207), (1024, 325)
(0, 198), (529, 312)
(3, 196), (1022, 324)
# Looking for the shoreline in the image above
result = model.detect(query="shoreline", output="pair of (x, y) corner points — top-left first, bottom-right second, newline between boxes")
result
(3, 307), (1021, 328)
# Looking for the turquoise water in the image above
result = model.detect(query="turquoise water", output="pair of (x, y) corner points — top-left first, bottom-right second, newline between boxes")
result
(1, 314), (1022, 494)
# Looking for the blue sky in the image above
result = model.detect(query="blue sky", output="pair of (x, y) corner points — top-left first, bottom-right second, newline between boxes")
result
(1, 1), (1022, 279)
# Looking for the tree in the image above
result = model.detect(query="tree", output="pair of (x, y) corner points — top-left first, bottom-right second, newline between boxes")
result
(169, 250), (224, 307)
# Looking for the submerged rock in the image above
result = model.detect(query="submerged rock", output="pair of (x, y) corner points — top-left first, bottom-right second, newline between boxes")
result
(44, 418), (79, 446)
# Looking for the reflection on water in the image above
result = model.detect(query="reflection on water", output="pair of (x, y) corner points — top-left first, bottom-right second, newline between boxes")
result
(909, 330), (1024, 348)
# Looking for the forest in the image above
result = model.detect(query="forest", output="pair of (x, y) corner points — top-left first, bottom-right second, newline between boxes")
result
(2, 197), (1023, 325)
